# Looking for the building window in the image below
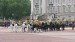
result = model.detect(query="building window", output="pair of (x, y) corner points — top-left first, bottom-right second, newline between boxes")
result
(68, 5), (71, 12)
(55, 6), (58, 13)
(74, 5), (75, 12)
(74, 0), (75, 4)
(57, 6), (60, 13)
(56, 0), (58, 4)
(36, 0), (39, 3)
(58, 0), (60, 4)
(48, 2), (53, 13)
(52, 0), (54, 3)
(52, 6), (55, 13)
(40, 0), (42, 5)
(50, 0), (54, 4)
(48, 0), (53, 4)
(35, 3), (39, 14)
(62, 0), (65, 4)
(69, 0), (71, 3)
(63, 5), (66, 13)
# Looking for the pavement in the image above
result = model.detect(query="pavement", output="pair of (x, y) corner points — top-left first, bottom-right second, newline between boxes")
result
(0, 27), (75, 42)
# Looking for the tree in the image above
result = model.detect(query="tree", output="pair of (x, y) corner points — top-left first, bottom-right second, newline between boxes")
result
(0, 0), (31, 20)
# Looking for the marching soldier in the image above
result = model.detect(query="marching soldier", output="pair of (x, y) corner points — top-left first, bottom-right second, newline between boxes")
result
(41, 22), (45, 32)
(56, 20), (61, 31)
(10, 23), (14, 32)
(49, 21), (53, 31)
(22, 22), (27, 32)
(52, 21), (55, 31)
(71, 21), (75, 30)
(14, 23), (18, 32)
(44, 22), (48, 32)
(31, 20), (37, 32)
(61, 21), (65, 30)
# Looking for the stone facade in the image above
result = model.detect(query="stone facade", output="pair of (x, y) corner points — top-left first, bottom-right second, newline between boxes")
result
(31, 0), (75, 21)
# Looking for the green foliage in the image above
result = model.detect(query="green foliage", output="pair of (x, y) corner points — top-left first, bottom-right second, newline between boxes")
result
(0, 0), (31, 20)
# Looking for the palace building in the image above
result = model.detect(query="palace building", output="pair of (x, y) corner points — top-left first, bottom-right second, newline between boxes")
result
(31, 0), (75, 21)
